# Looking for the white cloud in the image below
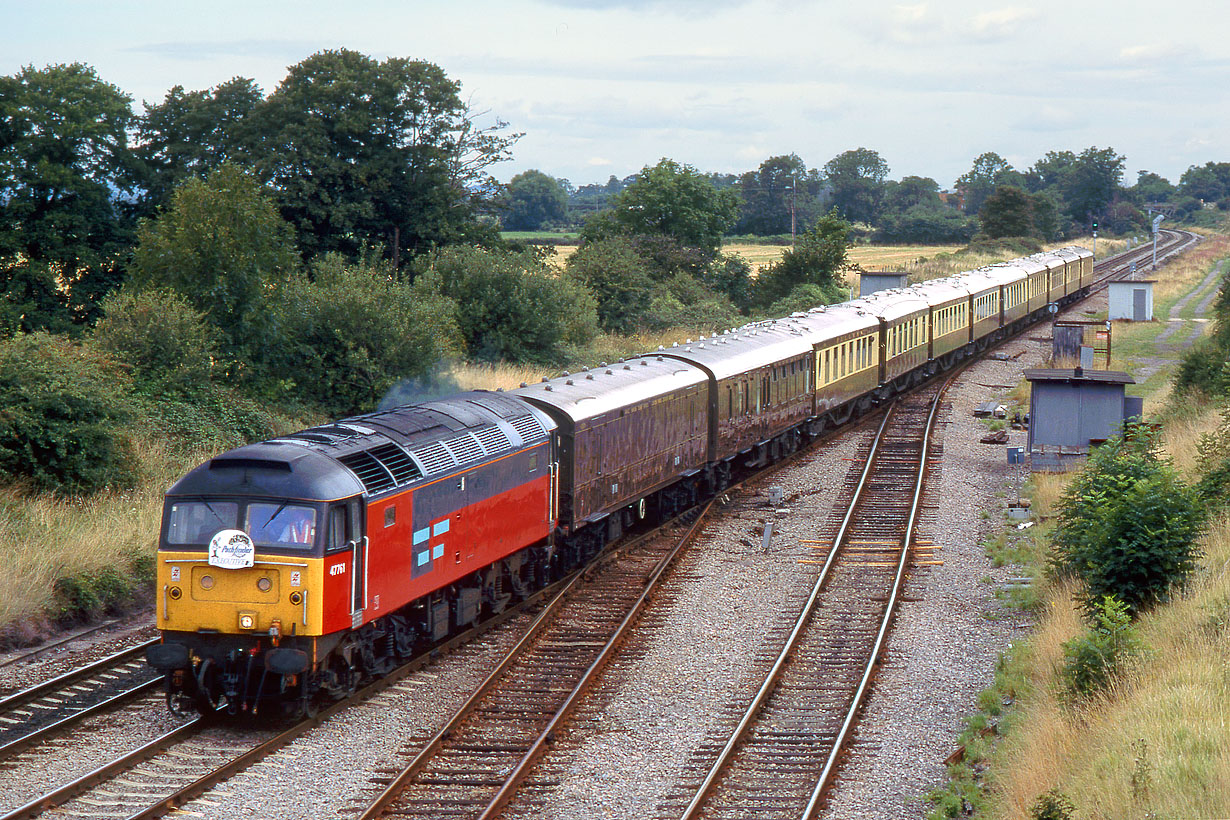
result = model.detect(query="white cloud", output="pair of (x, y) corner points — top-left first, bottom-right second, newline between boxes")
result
(1119, 42), (1188, 62)
(965, 7), (1040, 41)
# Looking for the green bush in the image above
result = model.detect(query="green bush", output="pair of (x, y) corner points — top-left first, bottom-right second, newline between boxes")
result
(416, 245), (598, 366)
(1030, 789), (1076, 820)
(0, 332), (135, 493)
(564, 238), (657, 333)
(270, 253), (463, 417)
(92, 287), (221, 393)
(1049, 430), (1205, 618)
(1060, 595), (1142, 701)
(753, 210), (852, 308)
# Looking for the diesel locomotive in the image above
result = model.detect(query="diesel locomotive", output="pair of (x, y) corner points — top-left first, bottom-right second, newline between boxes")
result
(147, 247), (1093, 715)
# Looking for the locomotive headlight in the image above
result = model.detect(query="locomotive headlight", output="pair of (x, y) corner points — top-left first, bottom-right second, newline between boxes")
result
(256, 577), (272, 592)
(199, 574), (215, 590)
(289, 591), (303, 605)
(238, 612), (256, 630)
(168, 586), (182, 600)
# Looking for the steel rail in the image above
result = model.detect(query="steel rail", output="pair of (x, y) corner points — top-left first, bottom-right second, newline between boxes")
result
(356, 505), (712, 820)
(0, 677), (163, 761)
(799, 375), (948, 819)
(475, 501), (715, 820)
(0, 639), (158, 716)
(676, 406), (897, 820)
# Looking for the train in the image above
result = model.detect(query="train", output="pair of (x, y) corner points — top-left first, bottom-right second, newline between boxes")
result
(146, 246), (1094, 715)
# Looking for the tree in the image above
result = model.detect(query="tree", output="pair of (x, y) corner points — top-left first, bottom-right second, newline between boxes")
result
(823, 148), (889, 225)
(979, 186), (1037, 238)
(92, 287), (221, 394)
(1179, 162), (1230, 203)
(754, 210), (852, 307)
(0, 63), (136, 322)
(876, 206), (977, 244)
(1063, 146), (1125, 225)
(414, 246), (598, 364)
(258, 49), (519, 262)
(1131, 170), (1177, 205)
(0, 258), (73, 335)
(884, 175), (943, 213)
(1026, 150), (1077, 193)
(503, 170), (569, 231)
(955, 152), (1023, 215)
(128, 164), (299, 367)
(133, 77), (264, 213)
(734, 154), (822, 236)
(581, 158), (738, 257)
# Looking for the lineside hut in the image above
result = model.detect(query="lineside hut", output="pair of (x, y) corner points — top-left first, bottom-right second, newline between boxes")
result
(1025, 368), (1141, 471)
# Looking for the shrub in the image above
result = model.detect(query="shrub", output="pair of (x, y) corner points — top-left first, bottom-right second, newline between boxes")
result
(416, 245), (598, 366)
(753, 210), (853, 308)
(269, 253), (463, 417)
(564, 238), (657, 333)
(0, 332), (135, 493)
(1030, 789), (1076, 820)
(1060, 595), (1142, 701)
(1049, 430), (1205, 618)
(92, 287), (221, 393)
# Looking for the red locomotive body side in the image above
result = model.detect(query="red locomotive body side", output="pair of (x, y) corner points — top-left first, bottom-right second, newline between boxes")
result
(319, 443), (553, 635)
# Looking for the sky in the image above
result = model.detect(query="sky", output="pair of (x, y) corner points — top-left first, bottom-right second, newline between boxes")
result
(4, 0), (1229, 189)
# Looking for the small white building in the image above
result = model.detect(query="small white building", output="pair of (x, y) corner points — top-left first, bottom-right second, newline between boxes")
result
(1108, 280), (1156, 321)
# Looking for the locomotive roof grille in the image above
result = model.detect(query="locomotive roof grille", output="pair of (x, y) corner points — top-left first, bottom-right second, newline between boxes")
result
(337, 450), (398, 494)
(444, 433), (484, 464)
(473, 425), (511, 454)
(411, 441), (457, 475)
(509, 413), (545, 443)
(369, 442), (422, 485)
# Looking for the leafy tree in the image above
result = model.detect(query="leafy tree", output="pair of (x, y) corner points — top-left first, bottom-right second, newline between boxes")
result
(564, 237), (656, 333)
(734, 154), (822, 236)
(884, 175), (943, 213)
(569, 174), (632, 224)
(1049, 430), (1205, 618)
(1026, 149), (1077, 193)
(641, 272), (741, 331)
(258, 49), (518, 262)
(1179, 161), (1230, 202)
(92, 287), (220, 394)
(978, 186), (1037, 238)
(822, 148), (889, 225)
(0, 258), (73, 335)
(955, 152), (1024, 215)
(128, 163), (299, 367)
(1063, 146), (1125, 225)
(133, 77), (264, 212)
(581, 158), (738, 257)
(1131, 170), (1176, 205)
(876, 205), (977, 244)
(0, 332), (135, 493)
(270, 254), (462, 416)
(699, 254), (753, 314)
(0, 63), (136, 322)
(415, 246), (598, 364)
(502, 170), (569, 231)
(754, 210), (852, 307)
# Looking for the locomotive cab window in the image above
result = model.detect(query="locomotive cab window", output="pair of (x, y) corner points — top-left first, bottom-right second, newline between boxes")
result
(166, 500), (239, 545)
(246, 502), (319, 549)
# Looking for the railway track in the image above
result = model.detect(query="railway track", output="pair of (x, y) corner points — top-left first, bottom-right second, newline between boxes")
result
(649, 380), (946, 820)
(0, 640), (162, 763)
(1091, 228), (1199, 287)
(353, 506), (713, 820)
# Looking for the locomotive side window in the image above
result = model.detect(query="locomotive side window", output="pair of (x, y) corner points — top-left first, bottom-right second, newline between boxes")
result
(167, 501), (239, 545)
(329, 506), (347, 550)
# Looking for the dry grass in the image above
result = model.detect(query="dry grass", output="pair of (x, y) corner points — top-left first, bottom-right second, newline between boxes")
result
(1160, 401), (1223, 476)
(987, 516), (1230, 819)
(0, 434), (209, 630)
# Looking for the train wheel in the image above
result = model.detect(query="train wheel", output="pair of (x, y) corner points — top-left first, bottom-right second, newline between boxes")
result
(167, 689), (197, 718)
(637, 498), (647, 520)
